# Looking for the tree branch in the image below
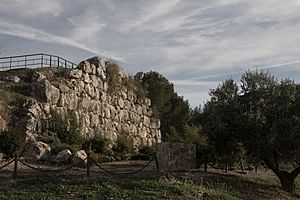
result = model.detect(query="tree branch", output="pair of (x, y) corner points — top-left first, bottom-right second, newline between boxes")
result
(291, 164), (300, 178)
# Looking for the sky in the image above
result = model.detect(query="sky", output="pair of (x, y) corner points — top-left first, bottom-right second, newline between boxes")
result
(1, 0), (300, 107)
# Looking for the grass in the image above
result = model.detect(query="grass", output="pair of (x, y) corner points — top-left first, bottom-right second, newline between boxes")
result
(0, 165), (299, 200)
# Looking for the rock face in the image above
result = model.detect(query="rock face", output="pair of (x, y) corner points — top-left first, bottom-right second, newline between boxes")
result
(156, 142), (196, 171)
(72, 150), (87, 168)
(25, 57), (161, 148)
(55, 149), (72, 163)
(23, 141), (51, 161)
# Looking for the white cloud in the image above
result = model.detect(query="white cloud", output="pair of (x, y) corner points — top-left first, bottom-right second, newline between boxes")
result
(0, 21), (123, 61)
(122, 0), (181, 31)
(2, 0), (300, 106)
(0, 0), (63, 16)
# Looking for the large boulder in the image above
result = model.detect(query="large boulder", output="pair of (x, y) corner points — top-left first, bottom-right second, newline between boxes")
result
(67, 69), (82, 79)
(23, 141), (51, 161)
(71, 150), (87, 168)
(6, 76), (20, 83)
(55, 149), (72, 163)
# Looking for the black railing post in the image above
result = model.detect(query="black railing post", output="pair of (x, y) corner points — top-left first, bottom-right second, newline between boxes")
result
(13, 153), (18, 180)
(86, 151), (90, 177)
(9, 57), (12, 70)
(25, 56), (27, 68)
(65, 60), (67, 68)
(155, 155), (159, 172)
(58, 57), (60, 67)
(41, 54), (43, 68)
(50, 55), (52, 67)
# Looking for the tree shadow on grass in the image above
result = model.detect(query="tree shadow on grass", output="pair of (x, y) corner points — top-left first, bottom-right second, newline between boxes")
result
(192, 171), (300, 200)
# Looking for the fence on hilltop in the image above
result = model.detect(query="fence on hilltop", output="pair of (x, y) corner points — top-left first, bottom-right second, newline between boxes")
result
(0, 53), (78, 71)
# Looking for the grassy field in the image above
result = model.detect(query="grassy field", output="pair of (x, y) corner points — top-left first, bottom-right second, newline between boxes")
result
(0, 162), (299, 200)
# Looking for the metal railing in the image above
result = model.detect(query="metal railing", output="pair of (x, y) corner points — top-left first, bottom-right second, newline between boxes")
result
(0, 53), (78, 71)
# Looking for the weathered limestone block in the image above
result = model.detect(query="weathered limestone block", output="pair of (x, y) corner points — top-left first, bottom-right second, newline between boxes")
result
(72, 150), (87, 168)
(109, 105), (117, 118)
(121, 91), (127, 100)
(142, 106), (148, 115)
(91, 64), (97, 75)
(136, 105), (143, 115)
(55, 149), (72, 163)
(66, 92), (78, 111)
(138, 127), (148, 139)
(151, 119), (161, 129)
(90, 113), (99, 128)
(32, 71), (46, 81)
(85, 83), (95, 97)
(106, 120), (115, 132)
(44, 80), (60, 104)
(6, 76), (20, 83)
(90, 75), (99, 87)
(67, 69), (82, 79)
(26, 116), (37, 133)
(103, 82), (108, 92)
(118, 99), (124, 109)
(128, 90), (134, 101)
(104, 107), (111, 118)
(156, 142), (196, 171)
(58, 93), (66, 107)
(43, 103), (51, 115)
(83, 73), (92, 83)
(129, 112), (141, 124)
(24, 141), (51, 161)
(143, 116), (151, 127)
(59, 84), (70, 93)
(79, 97), (91, 110)
(84, 113), (90, 127)
(124, 100), (131, 110)
(78, 60), (93, 74)
(145, 98), (151, 107)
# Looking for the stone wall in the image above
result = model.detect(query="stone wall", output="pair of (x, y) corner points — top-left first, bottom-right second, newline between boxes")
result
(156, 142), (196, 171)
(25, 57), (161, 148)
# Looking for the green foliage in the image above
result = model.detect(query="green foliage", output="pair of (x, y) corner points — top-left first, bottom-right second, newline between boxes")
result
(135, 71), (191, 141)
(50, 110), (83, 146)
(0, 128), (26, 159)
(131, 145), (156, 160)
(126, 76), (146, 100)
(203, 70), (300, 193)
(112, 135), (134, 160)
(202, 79), (244, 168)
(82, 136), (108, 154)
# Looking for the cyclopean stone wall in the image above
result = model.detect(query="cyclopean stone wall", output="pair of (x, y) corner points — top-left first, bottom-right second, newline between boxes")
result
(25, 57), (161, 148)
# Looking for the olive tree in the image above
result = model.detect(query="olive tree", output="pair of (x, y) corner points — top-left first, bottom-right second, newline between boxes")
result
(204, 71), (300, 193)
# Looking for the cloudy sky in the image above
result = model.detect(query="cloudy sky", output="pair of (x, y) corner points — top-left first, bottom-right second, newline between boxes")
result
(1, 0), (300, 107)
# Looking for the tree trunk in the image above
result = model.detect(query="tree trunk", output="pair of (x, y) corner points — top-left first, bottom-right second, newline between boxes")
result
(204, 162), (208, 172)
(240, 159), (245, 172)
(264, 159), (300, 193)
(225, 164), (228, 173)
(278, 173), (296, 193)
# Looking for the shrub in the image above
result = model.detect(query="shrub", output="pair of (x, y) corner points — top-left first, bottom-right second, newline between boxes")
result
(131, 145), (156, 160)
(82, 136), (108, 154)
(112, 135), (134, 160)
(0, 128), (26, 159)
(50, 110), (83, 146)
